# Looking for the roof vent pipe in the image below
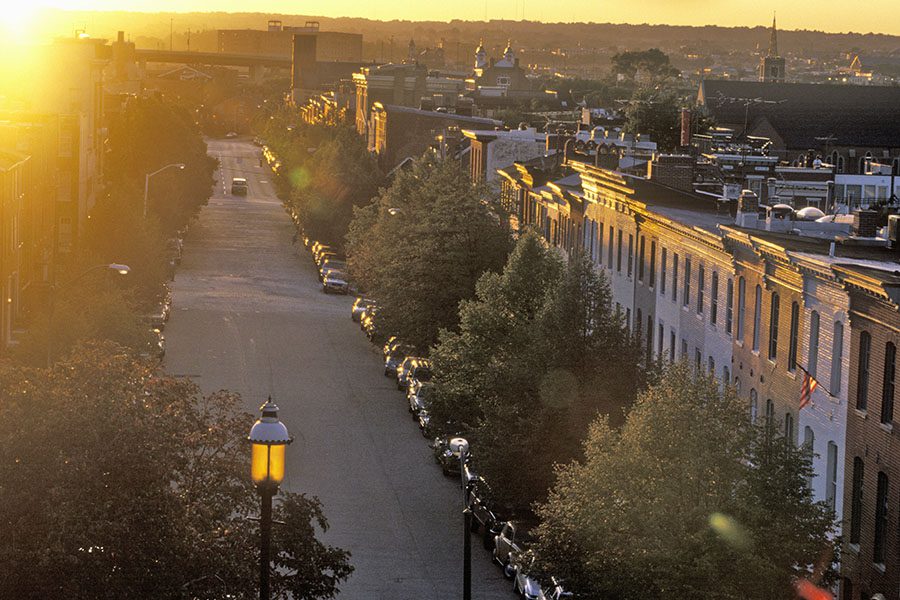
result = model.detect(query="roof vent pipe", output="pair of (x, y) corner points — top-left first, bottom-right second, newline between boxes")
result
(829, 241), (836, 257)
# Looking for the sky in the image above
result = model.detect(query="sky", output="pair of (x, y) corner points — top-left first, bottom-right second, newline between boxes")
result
(9, 0), (900, 36)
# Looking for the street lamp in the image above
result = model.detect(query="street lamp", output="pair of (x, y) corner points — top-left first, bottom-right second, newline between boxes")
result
(46, 263), (130, 366)
(449, 436), (472, 600)
(144, 163), (186, 218)
(248, 398), (292, 600)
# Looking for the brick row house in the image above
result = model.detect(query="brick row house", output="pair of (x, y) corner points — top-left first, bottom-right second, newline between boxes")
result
(500, 147), (900, 599)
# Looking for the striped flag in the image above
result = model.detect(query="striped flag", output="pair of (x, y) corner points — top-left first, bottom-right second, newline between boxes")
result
(799, 366), (819, 410)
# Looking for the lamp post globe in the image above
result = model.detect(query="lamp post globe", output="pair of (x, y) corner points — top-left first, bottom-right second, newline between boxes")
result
(248, 398), (292, 488)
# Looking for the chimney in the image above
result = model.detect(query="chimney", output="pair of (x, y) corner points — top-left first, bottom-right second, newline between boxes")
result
(853, 209), (879, 238)
(679, 108), (692, 147)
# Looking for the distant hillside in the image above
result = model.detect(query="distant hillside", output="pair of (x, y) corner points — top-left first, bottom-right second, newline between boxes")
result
(36, 9), (900, 60)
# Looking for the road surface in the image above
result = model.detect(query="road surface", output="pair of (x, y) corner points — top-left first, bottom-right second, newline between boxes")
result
(164, 138), (512, 599)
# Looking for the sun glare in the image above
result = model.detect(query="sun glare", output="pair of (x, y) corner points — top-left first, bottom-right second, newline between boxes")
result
(0, 3), (38, 44)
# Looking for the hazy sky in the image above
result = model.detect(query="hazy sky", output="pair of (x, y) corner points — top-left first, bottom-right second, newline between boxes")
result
(27, 0), (900, 35)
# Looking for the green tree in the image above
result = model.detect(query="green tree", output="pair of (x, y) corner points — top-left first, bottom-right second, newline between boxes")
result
(622, 86), (683, 151)
(346, 154), (511, 350)
(611, 48), (680, 81)
(290, 126), (384, 248)
(533, 363), (837, 600)
(429, 234), (639, 514)
(0, 342), (352, 600)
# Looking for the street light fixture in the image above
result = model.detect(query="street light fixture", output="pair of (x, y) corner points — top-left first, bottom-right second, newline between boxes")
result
(144, 163), (186, 218)
(46, 263), (131, 366)
(248, 398), (292, 600)
(449, 436), (472, 600)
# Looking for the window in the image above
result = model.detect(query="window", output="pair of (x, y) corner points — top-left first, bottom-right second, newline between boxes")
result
(627, 234), (634, 277)
(660, 248), (667, 295)
(831, 321), (844, 394)
(768, 292), (780, 361)
(788, 301), (800, 371)
(646, 315), (653, 361)
(750, 389), (758, 422)
(752, 285), (762, 351)
(881, 342), (896, 425)
(695, 348), (702, 371)
(711, 271), (719, 325)
(784, 412), (794, 444)
(670, 330), (676, 362)
(723, 366), (730, 388)
(808, 311), (820, 378)
(804, 426), (815, 487)
(625, 308), (631, 330)
(697, 264), (705, 315)
(616, 230), (623, 273)
(725, 278), (734, 334)
(849, 457), (864, 544)
(636, 309), (643, 341)
(826, 442), (838, 511)
(658, 322), (664, 357)
(638, 236), (645, 281)
(607, 226), (614, 269)
(681, 339), (688, 359)
(649, 241), (656, 288)
(672, 253), (679, 303)
(708, 356), (715, 375)
(683, 258), (691, 307)
(874, 472), (888, 564)
(857, 331), (871, 411)
(597, 222), (604, 264)
(765, 399), (774, 427)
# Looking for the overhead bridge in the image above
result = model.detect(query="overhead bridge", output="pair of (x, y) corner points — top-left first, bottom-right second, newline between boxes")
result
(135, 49), (292, 69)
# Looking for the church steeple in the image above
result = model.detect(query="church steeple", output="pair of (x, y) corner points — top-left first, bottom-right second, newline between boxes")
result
(768, 13), (779, 57)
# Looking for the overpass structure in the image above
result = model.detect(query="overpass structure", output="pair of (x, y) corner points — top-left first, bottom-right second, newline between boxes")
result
(134, 49), (291, 77)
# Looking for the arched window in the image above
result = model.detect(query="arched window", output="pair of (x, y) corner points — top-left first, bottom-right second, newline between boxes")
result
(857, 330), (871, 411)
(874, 472), (889, 563)
(849, 457), (864, 544)
(881, 342), (896, 425)
(765, 398), (774, 427)
(831, 321), (844, 394)
(836, 155), (844, 174)
(752, 284), (762, 352)
(750, 389), (758, 423)
(768, 292), (780, 360)
(788, 301), (800, 371)
(808, 311), (820, 378)
(784, 412), (794, 444)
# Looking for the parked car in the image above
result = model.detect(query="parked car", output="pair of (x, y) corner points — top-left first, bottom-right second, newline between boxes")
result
(467, 478), (506, 550)
(417, 409), (432, 436)
(322, 271), (349, 294)
(385, 344), (416, 377)
(510, 551), (543, 599)
(408, 381), (433, 415)
(407, 360), (433, 389)
(382, 335), (401, 357)
(493, 520), (536, 573)
(351, 297), (374, 322)
(396, 356), (425, 391)
(316, 251), (341, 267)
(141, 328), (166, 361)
(319, 259), (347, 281)
(539, 577), (573, 600)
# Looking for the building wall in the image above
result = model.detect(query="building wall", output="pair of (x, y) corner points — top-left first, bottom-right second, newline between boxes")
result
(842, 291), (900, 600)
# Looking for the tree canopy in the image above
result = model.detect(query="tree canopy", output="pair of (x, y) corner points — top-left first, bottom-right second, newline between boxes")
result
(611, 48), (680, 81)
(0, 342), (352, 600)
(429, 232), (640, 514)
(532, 363), (838, 600)
(346, 154), (511, 350)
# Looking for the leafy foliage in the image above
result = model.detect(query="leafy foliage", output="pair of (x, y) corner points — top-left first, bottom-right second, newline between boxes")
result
(622, 86), (684, 151)
(532, 363), (838, 600)
(289, 127), (384, 249)
(346, 154), (511, 351)
(429, 232), (641, 514)
(611, 48), (680, 81)
(0, 342), (352, 600)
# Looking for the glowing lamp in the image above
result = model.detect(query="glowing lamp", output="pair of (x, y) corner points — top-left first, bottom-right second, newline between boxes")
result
(248, 398), (292, 487)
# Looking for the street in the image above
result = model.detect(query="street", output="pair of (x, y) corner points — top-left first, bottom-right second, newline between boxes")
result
(164, 139), (512, 599)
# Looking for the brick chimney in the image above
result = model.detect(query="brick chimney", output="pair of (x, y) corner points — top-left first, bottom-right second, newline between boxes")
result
(853, 209), (879, 238)
(647, 154), (695, 192)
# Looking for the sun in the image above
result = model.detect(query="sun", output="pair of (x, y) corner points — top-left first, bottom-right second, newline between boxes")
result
(0, 3), (39, 43)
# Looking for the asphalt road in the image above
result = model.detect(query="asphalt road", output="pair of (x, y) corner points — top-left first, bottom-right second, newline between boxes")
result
(165, 139), (512, 599)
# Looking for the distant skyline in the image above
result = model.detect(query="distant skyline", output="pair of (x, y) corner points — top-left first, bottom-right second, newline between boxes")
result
(27, 1), (900, 37)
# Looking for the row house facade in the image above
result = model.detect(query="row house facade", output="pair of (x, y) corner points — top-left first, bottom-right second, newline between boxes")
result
(502, 153), (900, 598)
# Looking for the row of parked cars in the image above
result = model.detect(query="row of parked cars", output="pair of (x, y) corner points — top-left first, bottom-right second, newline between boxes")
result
(346, 294), (572, 600)
(303, 238), (351, 294)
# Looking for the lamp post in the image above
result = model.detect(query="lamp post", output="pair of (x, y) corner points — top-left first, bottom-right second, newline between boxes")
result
(248, 398), (292, 600)
(143, 163), (186, 218)
(449, 436), (471, 600)
(46, 263), (130, 367)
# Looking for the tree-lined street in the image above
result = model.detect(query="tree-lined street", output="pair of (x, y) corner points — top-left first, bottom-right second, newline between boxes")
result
(164, 138), (510, 599)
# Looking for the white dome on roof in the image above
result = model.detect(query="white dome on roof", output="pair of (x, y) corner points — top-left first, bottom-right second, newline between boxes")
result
(772, 203), (793, 211)
(797, 206), (826, 221)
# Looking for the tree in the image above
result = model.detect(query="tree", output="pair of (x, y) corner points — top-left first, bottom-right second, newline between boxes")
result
(533, 363), (837, 600)
(429, 234), (639, 514)
(290, 126), (384, 248)
(346, 154), (511, 350)
(611, 48), (680, 81)
(0, 342), (352, 599)
(622, 86), (683, 151)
